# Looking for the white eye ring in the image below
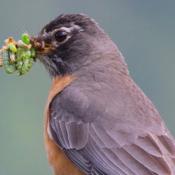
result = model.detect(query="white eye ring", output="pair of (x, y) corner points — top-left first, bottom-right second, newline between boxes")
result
(43, 25), (84, 47)
(51, 29), (71, 47)
(52, 24), (84, 35)
(57, 27), (72, 33)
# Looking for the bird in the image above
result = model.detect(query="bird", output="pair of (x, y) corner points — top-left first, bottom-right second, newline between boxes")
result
(34, 14), (175, 175)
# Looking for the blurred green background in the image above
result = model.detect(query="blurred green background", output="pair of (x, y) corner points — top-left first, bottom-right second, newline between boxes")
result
(0, 0), (175, 174)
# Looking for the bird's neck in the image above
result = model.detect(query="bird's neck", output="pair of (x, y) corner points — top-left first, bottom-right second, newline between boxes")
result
(72, 50), (129, 81)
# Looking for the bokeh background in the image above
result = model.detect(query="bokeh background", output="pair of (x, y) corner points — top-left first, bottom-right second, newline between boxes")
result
(0, 0), (175, 174)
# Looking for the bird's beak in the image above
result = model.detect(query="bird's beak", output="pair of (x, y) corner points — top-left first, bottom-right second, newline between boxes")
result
(30, 35), (55, 55)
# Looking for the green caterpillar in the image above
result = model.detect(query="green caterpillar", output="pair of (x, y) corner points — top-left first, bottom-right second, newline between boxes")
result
(0, 33), (36, 75)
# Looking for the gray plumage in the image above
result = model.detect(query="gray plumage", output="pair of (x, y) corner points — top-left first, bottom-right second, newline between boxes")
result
(39, 14), (175, 175)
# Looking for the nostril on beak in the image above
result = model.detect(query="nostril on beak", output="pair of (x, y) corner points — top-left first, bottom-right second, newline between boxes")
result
(42, 34), (52, 44)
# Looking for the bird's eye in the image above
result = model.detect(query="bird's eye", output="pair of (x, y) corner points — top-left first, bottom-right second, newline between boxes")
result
(54, 30), (68, 43)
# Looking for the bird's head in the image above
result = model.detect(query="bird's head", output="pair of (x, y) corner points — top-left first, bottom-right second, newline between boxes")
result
(32, 14), (121, 77)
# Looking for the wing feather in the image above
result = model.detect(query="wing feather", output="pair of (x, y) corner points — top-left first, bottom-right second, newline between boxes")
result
(49, 83), (175, 174)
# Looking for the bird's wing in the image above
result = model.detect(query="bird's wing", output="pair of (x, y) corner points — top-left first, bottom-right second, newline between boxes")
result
(49, 86), (175, 175)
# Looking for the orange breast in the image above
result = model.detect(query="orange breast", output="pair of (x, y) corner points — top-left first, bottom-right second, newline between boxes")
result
(44, 76), (85, 175)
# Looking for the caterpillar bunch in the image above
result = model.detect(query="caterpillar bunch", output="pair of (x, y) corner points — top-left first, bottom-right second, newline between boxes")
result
(0, 33), (36, 75)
